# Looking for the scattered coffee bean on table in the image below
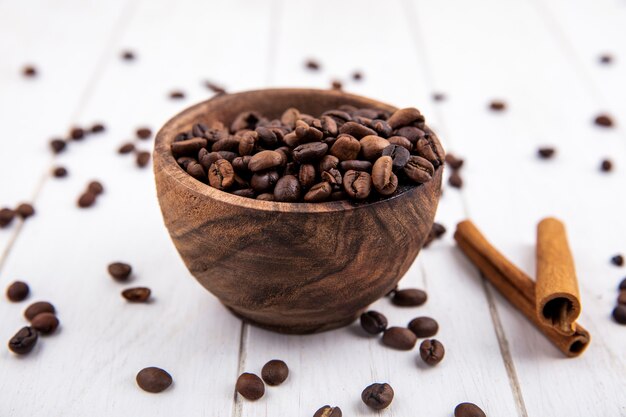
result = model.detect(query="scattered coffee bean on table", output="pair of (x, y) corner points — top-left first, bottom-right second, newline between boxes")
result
(22, 65), (37, 77)
(31, 312), (59, 335)
(537, 147), (556, 159)
(594, 114), (614, 127)
(78, 192), (97, 208)
(305, 59), (321, 70)
(382, 327), (417, 350)
(52, 166), (68, 178)
(331, 80), (343, 90)
(136, 127), (152, 140)
(69, 126), (85, 141)
(88, 181), (104, 195)
(6, 281), (29, 302)
(91, 123), (106, 133)
(313, 405), (342, 417)
(360, 310), (388, 335)
(449, 171), (463, 188)
(169, 90), (185, 100)
(408, 317), (439, 338)
(361, 382), (394, 410)
(600, 159), (613, 172)
(612, 305), (626, 324)
(619, 278), (626, 290)
(599, 54), (613, 65)
(121, 50), (136, 61)
(454, 402), (487, 417)
(118, 143), (135, 154)
(611, 254), (624, 267)
(445, 153), (464, 169)
(261, 359), (289, 386)
(122, 287), (151, 302)
(0, 208), (15, 228)
(50, 138), (67, 154)
(24, 301), (56, 321)
(108, 262), (132, 282)
(419, 339), (445, 366)
(489, 100), (506, 112)
(392, 288), (427, 307)
(236, 373), (265, 400)
(424, 222), (446, 247)
(352, 71), (363, 81)
(15, 203), (35, 219)
(432, 92), (446, 102)
(8, 327), (38, 354)
(136, 151), (151, 168)
(136, 367), (172, 393)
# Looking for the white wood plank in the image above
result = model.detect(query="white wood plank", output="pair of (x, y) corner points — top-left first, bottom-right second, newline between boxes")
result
(409, 0), (626, 415)
(0, 0), (276, 415)
(239, 1), (520, 416)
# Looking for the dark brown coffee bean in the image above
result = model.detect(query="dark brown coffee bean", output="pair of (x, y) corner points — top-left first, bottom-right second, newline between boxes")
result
(370, 119), (393, 138)
(24, 301), (55, 321)
(274, 175), (301, 202)
(387, 135), (412, 151)
(171, 138), (208, 157)
(248, 150), (283, 172)
(361, 383), (394, 410)
(136, 367), (172, 393)
(213, 136), (241, 153)
(118, 142), (135, 154)
(0, 208), (15, 228)
(69, 126), (85, 140)
(359, 135), (388, 160)
(454, 402), (486, 417)
(600, 159), (613, 172)
(617, 291), (626, 305)
(449, 172), (463, 188)
(293, 142), (328, 163)
(321, 168), (342, 189)
(319, 115), (339, 137)
(331, 80), (342, 90)
(619, 278), (626, 291)
(387, 107), (423, 129)
(419, 339), (445, 365)
(330, 134), (360, 161)
(169, 90), (185, 99)
(31, 312), (59, 335)
(330, 190), (347, 201)
(322, 110), (352, 127)
(255, 127), (278, 148)
(15, 203), (35, 219)
(395, 126), (425, 143)
(382, 327), (417, 350)
(88, 180), (104, 195)
(319, 154), (339, 172)
(136, 127), (152, 139)
(611, 254), (624, 267)
(408, 317), (439, 337)
(232, 156), (252, 173)
(343, 170), (371, 200)
(236, 373), (265, 400)
(199, 151), (223, 171)
(599, 54), (613, 65)
(191, 123), (207, 138)
(122, 287), (151, 302)
(392, 288), (427, 307)
(251, 170), (280, 193)
(186, 161), (205, 181)
(299, 164), (317, 189)
(424, 222), (447, 247)
(313, 405), (342, 417)
(52, 166), (68, 178)
(489, 100), (506, 111)
(136, 151), (151, 167)
(445, 153), (464, 170)
(233, 189), (256, 198)
(352, 70), (363, 81)
(121, 50), (136, 61)
(304, 182), (332, 203)
(8, 327), (38, 354)
(537, 147), (555, 159)
(404, 155), (434, 184)
(372, 156), (398, 196)
(432, 92), (446, 101)
(209, 159), (235, 190)
(613, 305), (626, 324)
(257, 193), (275, 201)
(594, 114), (613, 127)
(261, 359), (289, 386)
(305, 59), (321, 71)
(108, 262), (132, 282)
(6, 281), (29, 302)
(338, 121), (376, 139)
(360, 310), (388, 335)
(339, 160), (372, 172)
(50, 139), (67, 154)
(22, 65), (37, 77)
(91, 123), (105, 133)
(382, 145), (410, 170)
(77, 192), (97, 208)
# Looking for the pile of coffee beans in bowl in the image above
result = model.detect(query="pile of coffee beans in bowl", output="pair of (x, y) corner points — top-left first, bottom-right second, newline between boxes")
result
(170, 105), (443, 203)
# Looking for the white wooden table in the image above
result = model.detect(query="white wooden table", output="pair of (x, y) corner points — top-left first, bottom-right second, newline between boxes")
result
(1, 0), (625, 415)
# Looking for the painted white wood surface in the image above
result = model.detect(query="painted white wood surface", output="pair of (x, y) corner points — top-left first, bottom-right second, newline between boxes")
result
(1, 0), (625, 416)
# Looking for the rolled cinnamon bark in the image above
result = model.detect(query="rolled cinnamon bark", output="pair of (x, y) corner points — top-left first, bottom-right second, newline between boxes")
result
(536, 218), (581, 335)
(454, 220), (590, 358)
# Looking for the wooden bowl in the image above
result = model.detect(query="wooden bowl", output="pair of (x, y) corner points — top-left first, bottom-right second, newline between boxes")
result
(153, 88), (444, 334)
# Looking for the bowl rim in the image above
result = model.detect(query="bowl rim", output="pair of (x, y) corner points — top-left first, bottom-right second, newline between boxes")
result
(154, 88), (442, 214)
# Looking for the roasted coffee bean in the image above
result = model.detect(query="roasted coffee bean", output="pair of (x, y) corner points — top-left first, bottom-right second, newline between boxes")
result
(136, 127), (152, 139)
(251, 170), (280, 193)
(361, 383), (394, 410)
(186, 161), (206, 181)
(424, 222), (446, 247)
(330, 134), (360, 161)
(594, 114), (613, 127)
(433, 92), (446, 101)
(611, 254), (624, 267)
(52, 166), (68, 177)
(331, 80), (342, 90)
(122, 287), (151, 302)
(340, 160), (372, 172)
(305, 59), (321, 70)
(319, 154), (339, 172)
(293, 142), (328, 163)
(91, 123), (105, 133)
(24, 301), (55, 321)
(7, 281), (29, 302)
(209, 159), (235, 190)
(121, 50), (136, 60)
(359, 135), (388, 160)
(136, 151), (151, 168)
(261, 359), (289, 386)
(22, 65), (37, 77)
(372, 156), (398, 196)
(15, 203), (34, 219)
(77, 192), (97, 208)
(382, 145), (410, 170)
(415, 135), (442, 166)
(321, 110), (352, 127)
(338, 121), (376, 139)
(599, 54), (612, 64)
(454, 402), (486, 417)
(313, 405), (342, 417)
(169, 90), (185, 99)
(404, 155), (434, 184)
(408, 316), (439, 337)
(88, 180), (104, 195)
(50, 139), (67, 154)
(370, 119), (393, 138)
(8, 327), (38, 355)
(330, 190), (347, 201)
(31, 313), (59, 335)
(382, 327), (417, 350)
(274, 175), (301, 202)
(360, 310), (388, 335)
(249, 150), (283, 172)
(232, 156), (252, 173)
(537, 147), (555, 159)
(321, 168), (342, 188)
(419, 339), (445, 365)
(192, 123), (207, 138)
(343, 170), (371, 199)
(619, 277), (626, 290)
(387, 135), (412, 151)
(445, 153), (464, 169)
(295, 121), (324, 143)
(304, 182), (332, 202)
(275, 146), (291, 165)
(0, 208), (15, 228)
(281, 108), (300, 129)
(489, 100), (506, 111)
(108, 262), (132, 282)
(449, 172), (463, 188)
(319, 116), (339, 137)
(257, 193), (275, 201)
(352, 70), (363, 81)
(600, 159), (613, 172)
(233, 189), (256, 198)
(236, 373), (265, 400)
(255, 126), (278, 148)
(617, 291), (626, 305)
(387, 107), (423, 129)
(392, 288), (427, 307)
(171, 138), (208, 157)
(199, 151), (223, 171)
(299, 164), (317, 189)
(396, 126), (425, 143)
(136, 367), (173, 393)
(613, 305), (626, 324)
(213, 136), (241, 152)
(118, 142), (135, 154)
(70, 126), (85, 141)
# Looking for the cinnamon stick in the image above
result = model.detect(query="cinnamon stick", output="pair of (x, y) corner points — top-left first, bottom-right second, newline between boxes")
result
(454, 220), (590, 358)
(535, 217), (581, 335)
